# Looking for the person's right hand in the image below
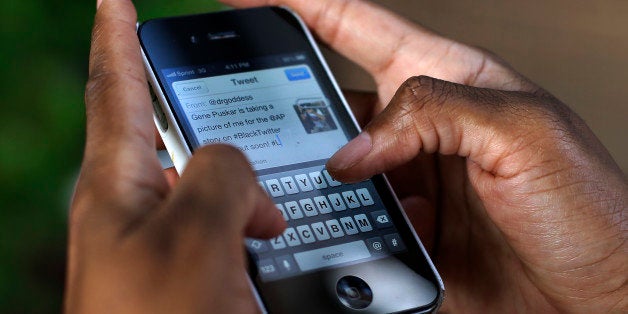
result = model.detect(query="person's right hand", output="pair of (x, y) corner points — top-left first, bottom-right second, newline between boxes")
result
(222, 0), (628, 313)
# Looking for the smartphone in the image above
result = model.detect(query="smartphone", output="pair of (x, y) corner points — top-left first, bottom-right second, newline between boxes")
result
(138, 7), (443, 313)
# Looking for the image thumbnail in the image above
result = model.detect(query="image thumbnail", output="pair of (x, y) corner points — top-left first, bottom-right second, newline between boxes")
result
(293, 99), (338, 134)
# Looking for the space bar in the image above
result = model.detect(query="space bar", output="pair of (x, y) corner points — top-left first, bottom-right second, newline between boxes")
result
(293, 240), (371, 272)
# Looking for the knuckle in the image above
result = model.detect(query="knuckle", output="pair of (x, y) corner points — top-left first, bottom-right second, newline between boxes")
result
(396, 76), (435, 110)
(395, 76), (456, 116)
(402, 75), (439, 96)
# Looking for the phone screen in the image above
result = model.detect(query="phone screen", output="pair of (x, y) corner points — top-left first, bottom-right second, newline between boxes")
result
(163, 56), (348, 171)
(160, 52), (409, 282)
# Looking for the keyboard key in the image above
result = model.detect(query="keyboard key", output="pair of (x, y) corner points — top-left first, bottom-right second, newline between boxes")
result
(370, 210), (393, 229)
(353, 214), (373, 232)
(296, 224), (316, 244)
(270, 235), (287, 250)
(356, 188), (375, 206)
(246, 238), (269, 253)
(311, 222), (331, 241)
(258, 259), (280, 279)
(325, 219), (345, 238)
(313, 196), (332, 214)
(323, 170), (342, 187)
(339, 216), (359, 235)
(275, 204), (289, 221)
(284, 201), (304, 219)
(384, 233), (406, 253)
(280, 176), (299, 194)
(283, 228), (302, 246)
(308, 171), (328, 189)
(328, 193), (347, 211)
(275, 255), (298, 275)
(299, 198), (318, 217)
(293, 240), (371, 272)
(257, 168), (408, 281)
(294, 174), (314, 192)
(366, 236), (388, 255)
(342, 191), (360, 209)
(265, 179), (284, 197)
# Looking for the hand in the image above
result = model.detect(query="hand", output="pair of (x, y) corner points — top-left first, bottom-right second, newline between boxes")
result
(223, 0), (627, 312)
(65, 1), (285, 313)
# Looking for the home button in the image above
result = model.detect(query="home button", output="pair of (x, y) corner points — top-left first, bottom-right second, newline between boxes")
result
(336, 276), (373, 309)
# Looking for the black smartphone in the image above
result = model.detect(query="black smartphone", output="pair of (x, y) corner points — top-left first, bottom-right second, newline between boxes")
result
(138, 7), (443, 313)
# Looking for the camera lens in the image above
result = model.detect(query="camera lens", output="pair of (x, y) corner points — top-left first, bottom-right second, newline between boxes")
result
(190, 35), (199, 44)
(336, 276), (373, 309)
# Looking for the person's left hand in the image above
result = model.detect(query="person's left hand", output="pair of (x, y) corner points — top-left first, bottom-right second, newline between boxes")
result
(65, 1), (285, 313)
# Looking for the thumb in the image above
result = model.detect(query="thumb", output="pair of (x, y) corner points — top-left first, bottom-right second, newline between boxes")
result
(164, 144), (286, 240)
(327, 75), (557, 182)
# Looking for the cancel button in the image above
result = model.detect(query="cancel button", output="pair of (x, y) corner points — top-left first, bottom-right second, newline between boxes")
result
(293, 240), (371, 272)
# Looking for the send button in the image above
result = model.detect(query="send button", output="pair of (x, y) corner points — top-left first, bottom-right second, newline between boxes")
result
(285, 67), (311, 81)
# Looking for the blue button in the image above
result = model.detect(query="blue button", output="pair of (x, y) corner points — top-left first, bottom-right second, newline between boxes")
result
(285, 67), (311, 81)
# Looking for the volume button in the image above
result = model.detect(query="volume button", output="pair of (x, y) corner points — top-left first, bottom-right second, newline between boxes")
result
(149, 83), (168, 132)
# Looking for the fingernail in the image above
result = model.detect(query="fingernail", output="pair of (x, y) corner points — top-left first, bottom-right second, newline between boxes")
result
(97, 0), (103, 9)
(328, 132), (372, 170)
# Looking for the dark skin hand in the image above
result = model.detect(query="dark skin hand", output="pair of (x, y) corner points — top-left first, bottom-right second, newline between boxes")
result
(222, 0), (628, 313)
(65, 0), (285, 313)
(66, 0), (627, 313)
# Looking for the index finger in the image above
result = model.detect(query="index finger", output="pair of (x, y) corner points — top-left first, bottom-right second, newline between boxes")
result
(84, 0), (155, 165)
(221, 0), (439, 78)
(74, 0), (168, 223)
(222, 0), (537, 103)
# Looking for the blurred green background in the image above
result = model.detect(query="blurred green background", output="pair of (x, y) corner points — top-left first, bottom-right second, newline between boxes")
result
(0, 1), (223, 312)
